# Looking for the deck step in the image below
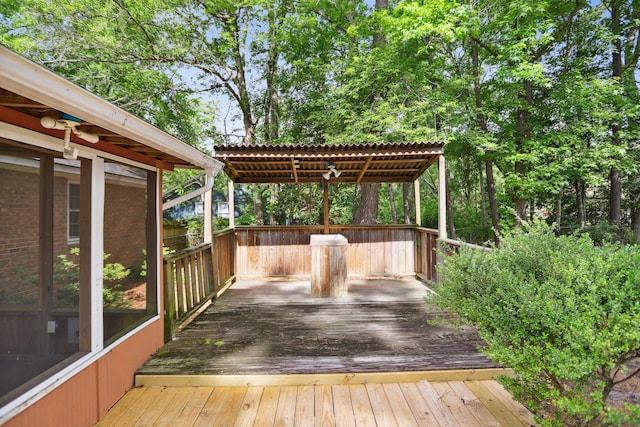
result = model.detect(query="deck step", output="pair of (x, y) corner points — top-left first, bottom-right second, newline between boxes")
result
(135, 368), (513, 387)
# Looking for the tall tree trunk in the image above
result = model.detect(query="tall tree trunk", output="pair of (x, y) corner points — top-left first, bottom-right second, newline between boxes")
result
(575, 179), (587, 230)
(633, 207), (640, 243)
(252, 184), (265, 225)
(353, 184), (379, 224)
(609, 0), (623, 230)
(264, 2), (286, 144)
(479, 162), (487, 230)
(555, 188), (563, 235)
(472, 40), (500, 245)
(387, 184), (397, 224)
(226, 14), (255, 145)
(403, 182), (411, 224)
(269, 184), (278, 225)
(485, 161), (501, 245)
(514, 80), (533, 227)
(353, 0), (388, 225)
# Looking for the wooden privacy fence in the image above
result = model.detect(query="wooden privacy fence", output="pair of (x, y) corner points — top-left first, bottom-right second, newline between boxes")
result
(234, 225), (440, 280)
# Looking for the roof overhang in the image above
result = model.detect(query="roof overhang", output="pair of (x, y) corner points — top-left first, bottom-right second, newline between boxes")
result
(214, 142), (444, 184)
(0, 45), (223, 173)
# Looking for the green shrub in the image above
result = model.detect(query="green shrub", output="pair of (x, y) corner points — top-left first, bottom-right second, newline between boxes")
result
(55, 248), (132, 309)
(430, 222), (640, 426)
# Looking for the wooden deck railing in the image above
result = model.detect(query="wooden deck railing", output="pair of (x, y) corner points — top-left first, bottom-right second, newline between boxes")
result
(234, 225), (441, 280)
(163, 243), (215, 341)
(212, 229), (235, 289)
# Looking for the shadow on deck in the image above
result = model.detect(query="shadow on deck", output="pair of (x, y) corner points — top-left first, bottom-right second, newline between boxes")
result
(136, 278), (502, 383)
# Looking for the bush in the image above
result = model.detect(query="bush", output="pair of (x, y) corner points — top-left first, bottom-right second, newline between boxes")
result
(430, 222), (640, 426)
(55, 248), (132, 309)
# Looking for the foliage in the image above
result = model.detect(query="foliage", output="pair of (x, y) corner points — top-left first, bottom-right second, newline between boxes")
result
(54, 248), (133, 309)
(2, 0), (640, 236)
(430, 223), (640, 426)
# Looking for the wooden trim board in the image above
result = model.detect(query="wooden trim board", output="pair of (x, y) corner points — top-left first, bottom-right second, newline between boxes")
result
(135, 368), (514, 387)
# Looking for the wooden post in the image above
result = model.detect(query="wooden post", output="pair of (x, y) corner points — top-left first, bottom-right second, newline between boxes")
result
(204, 182), (212, 244)
(414, 179), (421, 226)
(323, 180), (330, 234)
(438, 155), (447, 240)
(228, 179), (235, 229)
(39, 155), (54, 357)
(436, 155), (448, 281)
(146, 170), (158, 315)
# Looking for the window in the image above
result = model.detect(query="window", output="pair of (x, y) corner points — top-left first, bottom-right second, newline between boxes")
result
(68, 182), (80, 242)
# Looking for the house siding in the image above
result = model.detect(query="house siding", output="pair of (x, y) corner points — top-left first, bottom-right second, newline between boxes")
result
(2, 319), (163, 427)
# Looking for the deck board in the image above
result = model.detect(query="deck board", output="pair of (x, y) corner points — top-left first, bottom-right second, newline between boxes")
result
(137, 279), (498, 377)
(97, 382), (536, 426)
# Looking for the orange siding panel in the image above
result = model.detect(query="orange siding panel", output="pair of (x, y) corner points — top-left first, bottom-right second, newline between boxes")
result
(4, 319), (163, 427)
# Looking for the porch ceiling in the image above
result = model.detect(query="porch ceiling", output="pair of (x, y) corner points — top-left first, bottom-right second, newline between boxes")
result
(0, 46), (221, 172)
(0, 88), (190, 169)
(214, 142), (444, 184)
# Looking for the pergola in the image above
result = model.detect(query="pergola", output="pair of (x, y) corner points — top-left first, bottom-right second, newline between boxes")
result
(214, 142), (448, 237)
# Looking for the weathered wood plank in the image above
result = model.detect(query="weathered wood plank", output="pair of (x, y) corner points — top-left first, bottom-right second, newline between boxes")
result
(235, 226), (430, 279)
(138, 279), (498, 378)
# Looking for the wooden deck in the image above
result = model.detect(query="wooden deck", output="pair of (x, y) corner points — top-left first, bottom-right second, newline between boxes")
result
(96, 278), (538, 426)
(137, 278), (499, 379)
(96, 380), (536, 426)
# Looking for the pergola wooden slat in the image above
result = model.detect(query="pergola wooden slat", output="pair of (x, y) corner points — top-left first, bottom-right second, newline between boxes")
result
(214, 142), (443, 184)
(214, 142), (448, 238)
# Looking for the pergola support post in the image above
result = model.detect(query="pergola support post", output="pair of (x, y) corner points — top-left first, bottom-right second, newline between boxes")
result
(437, 155), (447, 240)
(228, 180), (235, 229)
(414, 179), (421, 226)
(204, 185), (212, 244)
(323, 180), (329, 234)
(436, 155), (448, 281)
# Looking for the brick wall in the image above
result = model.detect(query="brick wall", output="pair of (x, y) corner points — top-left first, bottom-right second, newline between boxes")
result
(0, 168), (40, 303)
(0, 166), (147, 303)
(104, 182), (147, 271)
